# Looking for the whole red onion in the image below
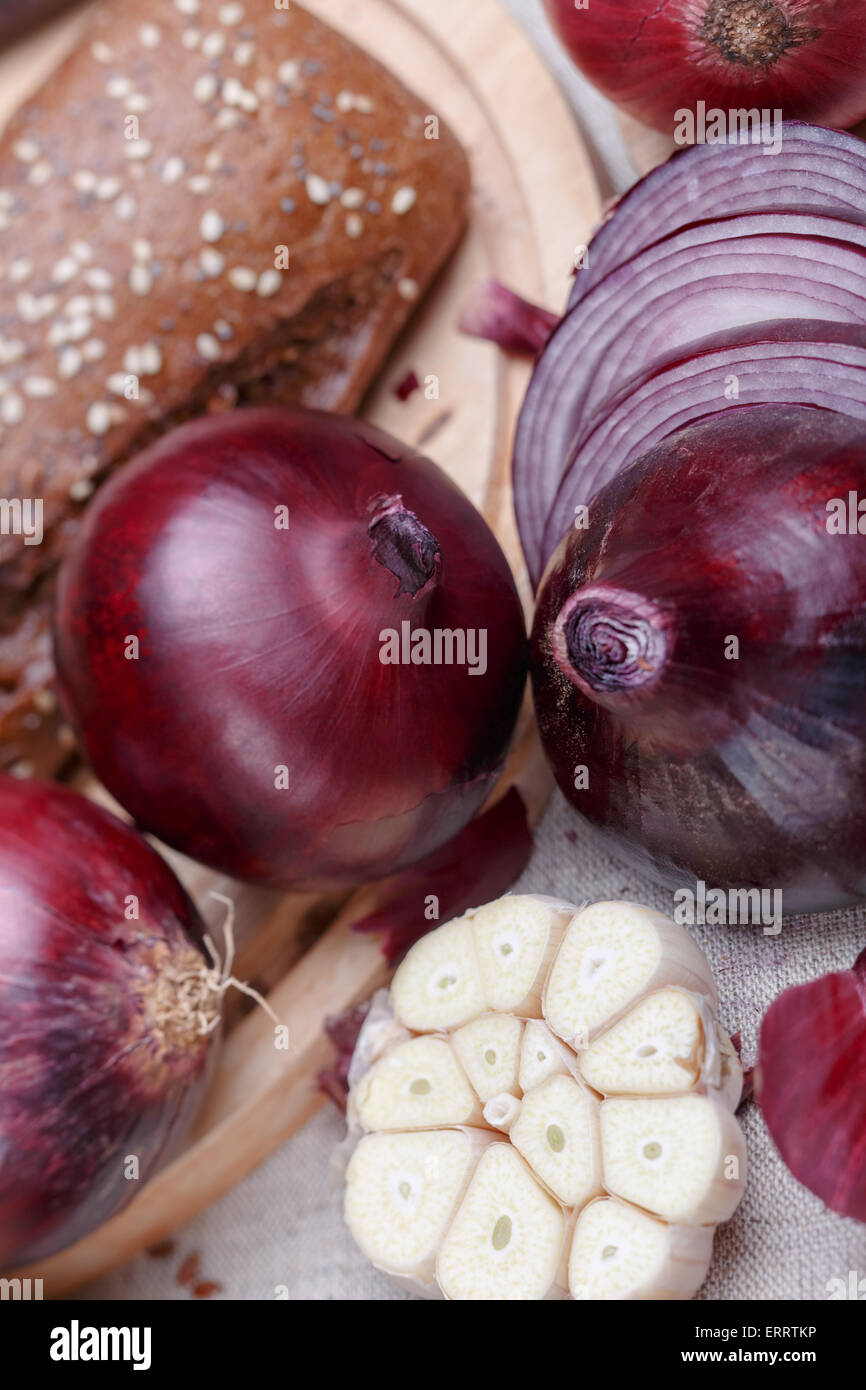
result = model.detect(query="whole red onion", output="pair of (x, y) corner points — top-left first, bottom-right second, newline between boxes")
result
(531, 404), (866, 914)
(55, 409), (527, 890)
(543, 0), (866, 133)
(0, 776), (215, 1267)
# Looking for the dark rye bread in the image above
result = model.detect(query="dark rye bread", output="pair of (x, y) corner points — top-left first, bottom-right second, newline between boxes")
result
(0, 0), (470, 775)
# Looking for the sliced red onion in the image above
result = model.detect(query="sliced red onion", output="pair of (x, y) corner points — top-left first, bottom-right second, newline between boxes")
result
(459, 278), (559, 357)
(516, 213), (866, 582)
(568, 124), (866, 315)
(543, 322), (866, 556)
(758, 947), (866, 1222)
(579, 216), (866, 424)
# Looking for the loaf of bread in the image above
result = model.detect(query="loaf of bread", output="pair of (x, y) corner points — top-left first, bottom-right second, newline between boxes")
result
(0, 0), (470, 774)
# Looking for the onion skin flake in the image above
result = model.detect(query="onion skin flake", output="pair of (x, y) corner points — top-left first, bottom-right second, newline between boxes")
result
(758, 947), (866, 1223)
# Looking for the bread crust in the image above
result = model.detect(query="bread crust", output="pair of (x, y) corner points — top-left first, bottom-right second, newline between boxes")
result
(0, 0), (470, 772)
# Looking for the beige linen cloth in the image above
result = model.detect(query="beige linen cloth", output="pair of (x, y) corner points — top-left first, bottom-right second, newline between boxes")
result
(81, 0), (866, 1300)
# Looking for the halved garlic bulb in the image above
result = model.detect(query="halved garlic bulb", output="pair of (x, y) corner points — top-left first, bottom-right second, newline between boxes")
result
(343, 894), (745, 1300)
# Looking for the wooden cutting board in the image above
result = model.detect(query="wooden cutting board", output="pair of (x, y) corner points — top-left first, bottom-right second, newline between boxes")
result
(4, 0), (601, 1293)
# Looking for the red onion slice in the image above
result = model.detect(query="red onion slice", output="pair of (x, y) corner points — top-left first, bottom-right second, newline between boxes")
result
(578, 216), (866, 424)
(543, 322), (866, 556)
(569, 124), (866, 315)
(516, 213), (866, 582)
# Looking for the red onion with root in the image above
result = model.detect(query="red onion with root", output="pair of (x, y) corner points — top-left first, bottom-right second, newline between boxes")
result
(543, 0), (866, 134)
(0, 777), (216, 1266)
(54, 409), (527, 890)
(531, 404), (866, 913)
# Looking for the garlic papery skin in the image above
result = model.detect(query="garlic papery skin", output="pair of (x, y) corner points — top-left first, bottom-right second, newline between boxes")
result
(717, 1027), (744, 1111)
(568, 1197), (715, 1301)
(343, 893), (745, 1299)
(347, 988), (412, 1094)
(345, 1127), (495, 1284)
(353, 1035), (486, 1132)
(436, 1143), (566, 1300)
(599, 1095), (747, 1225)
(543, 901), (717, 1048)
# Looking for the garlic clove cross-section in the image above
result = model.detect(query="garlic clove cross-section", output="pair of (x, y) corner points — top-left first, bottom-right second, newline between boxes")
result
(510, 1073), (603, 1208)
(389, 916), (487, 1033)
(600, 1095), (746, 1225)
(543, 901), (717, 1048)
(345, 1128), (494, 1285)
(436, 1144), (566, 1301)
(578, 987), (735, 1101)
(352, 1035), (484, 1132)
(518, 1018), (574, 1093)
(451, 1013), (523, 1103)
(469, 894), (574, 1016)
(568, 1197), (715, 1301)
(343, 894), (745, 1300)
